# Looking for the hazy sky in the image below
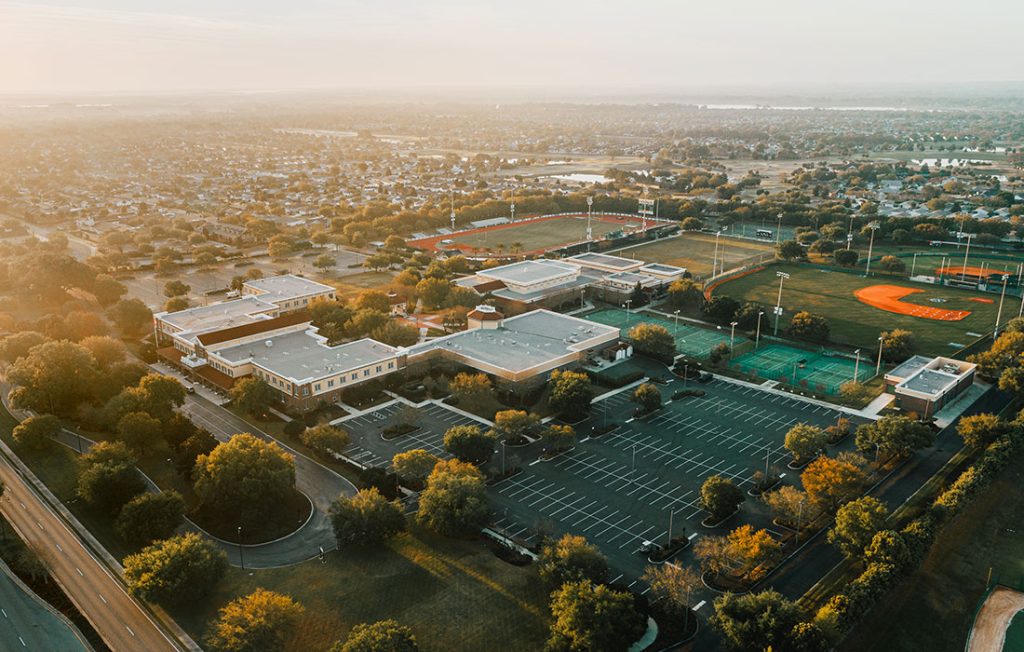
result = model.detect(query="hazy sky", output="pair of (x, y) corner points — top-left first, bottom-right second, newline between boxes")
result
(1, 0), (1021, 95)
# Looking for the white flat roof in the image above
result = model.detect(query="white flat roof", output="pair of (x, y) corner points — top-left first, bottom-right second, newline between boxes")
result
(407, 309), (618, 373)
(566, 252), (643, 271)
(157, 296), (278, 338)
(244, 274), (335, 301)
(477, 260), (579, 286)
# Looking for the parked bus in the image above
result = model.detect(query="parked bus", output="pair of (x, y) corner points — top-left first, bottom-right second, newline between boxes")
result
(756, 229), (773, 239)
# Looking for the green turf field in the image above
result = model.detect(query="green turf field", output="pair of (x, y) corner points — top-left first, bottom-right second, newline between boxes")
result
(729, 343), (869, 394)
(584, 308), (745, 359)
(1006, 611), (1024, 652)
(713, 264), (1011, 355)
(446, 215), (636, 253)
(607, 231), (775, 277)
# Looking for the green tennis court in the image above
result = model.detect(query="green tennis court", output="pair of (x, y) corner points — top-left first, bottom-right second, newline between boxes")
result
(729, 342), (869, 394)
(1006, 610), (1024, 652)
(584, 308), (746, 359)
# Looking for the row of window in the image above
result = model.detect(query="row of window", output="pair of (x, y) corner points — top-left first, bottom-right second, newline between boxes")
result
(311, 361), (395, 394)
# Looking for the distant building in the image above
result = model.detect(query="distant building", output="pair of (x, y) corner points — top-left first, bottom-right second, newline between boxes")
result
(884, 355), (977, 419)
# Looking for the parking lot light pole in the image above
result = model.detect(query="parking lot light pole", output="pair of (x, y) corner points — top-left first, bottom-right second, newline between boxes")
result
(995, 274), (1011, 338)
(773, 271), (789, 336)
(631, 444), (637, 485)
(756, 311), (764, 350)
(667, 508), (675, 544)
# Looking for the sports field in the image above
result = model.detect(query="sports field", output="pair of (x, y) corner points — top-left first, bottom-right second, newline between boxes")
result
(584, 308), (746, 359)
(729, 343), (868, 394)
(713, 264), (1009, 355)
(608, 231), (775, 277)
(411, 214), (651, 256)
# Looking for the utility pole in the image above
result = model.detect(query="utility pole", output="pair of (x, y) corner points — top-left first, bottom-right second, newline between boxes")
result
(847, 214), (855, 250)
(776, 212), (783, 246)
(729, 321), (738, 358)
(773, 271), (789, 335)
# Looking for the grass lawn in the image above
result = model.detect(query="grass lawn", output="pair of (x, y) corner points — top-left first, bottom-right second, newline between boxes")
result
(330, 271), (397, 301)
(435, 215), (639, 255)
(841, 461), (1024, 652)
(608, 231), (775, 277)
(170, 525), (550, 652)
(713, 263), (1005, 354)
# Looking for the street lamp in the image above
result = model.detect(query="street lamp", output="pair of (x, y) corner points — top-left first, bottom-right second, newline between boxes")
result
(876, 335), (884, 375)
(623, 300), (632, 326)
(863, 222), (880, 277)
(755, 310), (765, 349)
(773, 271), (790, 336)
(237, 526), (245, 570)
(673, 309), (680, 336)
(729, 321), (738, 357)
(994, 274), (1011, 338)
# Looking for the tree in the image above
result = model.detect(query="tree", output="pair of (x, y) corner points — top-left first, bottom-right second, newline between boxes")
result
(828, 496), (888, 558)
(784, 423), (827, 465)
(415, 277), (449, 310)
(124, 533), (227, 605)
(642, 563), (702, 610)
(163, 280), (191, 297)
(702, 295), (741, 326)
(879, 255), (905, 274)
(492, 410), (540, 444)
(333, 620), (419, 652)
(80, 335), (128, 368)
(165, 297), (189, 312)
(711, 590), (801, 652)
(371, 321), (419, 347)
(0, 331), (47, 364)
(76, 442), (146, 515)
(666, 278), (703, 310)
(92, 274), (126, 306)
(547, 581), (646, 652)
(855, 415), (934, 460)
(314, 253), (336, 272)
(107, 298), (152, 336)
(12, 414), (60, 450)
(354, 290), (391, 313)
(116, 491), (186, 546)
(230, 377), (277, 417)
(7, 340), (97, 415)
(880, 329), (916, 363)
(787, 311), (830, 342)
(763, 485), (810, 529)
(543, 424), (576, 453)
(330, 488), (406, 547)
(633, 382), (662, 413)
(193, 434), (296, 523)
(538, 534), (608, 589)
(117, 411), (163, 453)
(416, 459), (489, 537)
(777, 240), (807, 261)
(727, 524), (782, 582)
(442, 425), (496, 466)
(956, 413), (1006, 449)
(267, 235), (294, 259)
(174, 429), (218, 475)
(833, 249), (860, 267)
(205, 589), (304, 652)
(300, 424), (350, 457)
(629, 323), (676, 361)
(448, 372), (493, 411)
(864, 530), (911, 568)
(801, 456), (867, 512)
(106, 373), (186, 424)
(548, 370), (593, 421)
(788, 621), (830, 652)
(391, 450), (439, 490)
(700, 475), (745, 522)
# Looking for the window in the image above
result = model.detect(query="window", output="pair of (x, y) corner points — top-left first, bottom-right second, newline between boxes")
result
(302, 387), (309, 396)
(327, 379), (334, 388)
(351, 373), (357, 381)
(363, 369), (370, 377)
(314, 383), (321, 391)
(388, 361), (394, 369)
(376, 365), (382, 373)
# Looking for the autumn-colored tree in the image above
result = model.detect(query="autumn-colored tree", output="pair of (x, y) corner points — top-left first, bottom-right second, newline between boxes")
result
(801, 456), (867, 512)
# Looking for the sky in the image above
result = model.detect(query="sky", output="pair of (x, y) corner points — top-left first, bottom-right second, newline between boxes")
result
(0, 0), (1021, 95)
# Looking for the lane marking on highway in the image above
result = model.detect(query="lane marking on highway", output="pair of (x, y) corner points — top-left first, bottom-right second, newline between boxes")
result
(98, 593), (107, 605)
(126, 625), (136, 637)
(19, 635), (26, 647)
(694, 600), (707, 611)
(1, 608), (7, 618)
(35, 521), (44, 530)
(56, 544), (63, 553)
(75, 567), (83, 577)
(18, 502), (25, 509)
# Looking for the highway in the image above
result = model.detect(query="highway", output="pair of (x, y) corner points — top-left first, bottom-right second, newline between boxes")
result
(0, 559), (90, 651)
(0, 454), (181, 652)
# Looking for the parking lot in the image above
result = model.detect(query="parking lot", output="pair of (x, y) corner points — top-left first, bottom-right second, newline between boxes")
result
(489, 376), (858, 583)
(334, 401), (489, 469)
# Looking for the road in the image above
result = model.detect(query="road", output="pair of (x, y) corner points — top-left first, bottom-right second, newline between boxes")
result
(0, 559), (91, 652)
(0, 453), (180, 652)
(179, 394), (356, 567)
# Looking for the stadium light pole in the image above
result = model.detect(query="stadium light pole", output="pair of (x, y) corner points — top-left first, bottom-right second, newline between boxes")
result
(756, 311), (764, 350)
(1019, 282), (1024, 319)
(449, 187), (456, 232)
(712, 230), (722, 277)
(846, 214), (855, 250)
(961, 233), (975, 282)
(863, 222), (880, 277)
(586, 195), (594, 242)
(673, 309), (680, 336)
(876, 336), (884, 375)
(729, 321), (738, 358)
(853, 349), (861, 384)
(624, 300), (632, 327)
(773, 271), (790, 336)
(911, 252), (920, 277)
(776, 213), (783, 246)
(994, 274), (1010, 338)
(510, 187), (516, 223)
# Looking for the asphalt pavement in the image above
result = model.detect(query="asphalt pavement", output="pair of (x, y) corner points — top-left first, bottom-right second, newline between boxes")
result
(0, 558), (91, 652)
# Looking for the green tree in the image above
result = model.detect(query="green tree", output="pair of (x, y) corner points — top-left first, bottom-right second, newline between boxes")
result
(106, 373), (186, 424)
(777, 240), (807, 261)
(492, 409), (540, 443)
(11, 414), (60, 450)
(173, 429), (218, 475)
(784, 423), (827, 465)
(633, 382), (662, 413)
(329, 488), (406, 547)
(333, 620), (419, 652)
(163, 280), (191, 297)
(416, 459), (489, 537)
(354, 291), (391, 313)
(117, 411), (163, 453)
(415, 277), (450, 310)
(548, 370), (593, 421)
(7, 340), (97, 415)
(763, 485), (810, 530)
(124, 533), (226, 605)
(314, 253), (336, 272)
(787, 311), (830, 342)
(448, 372), (493, 412)
(442, 425), (496, 466)
(711, 590), (802, 652)
(205, 589), (304, 652)
(76, 442), (146, 515)
(879, 255), (905, 274)
(833, 249), (860, 267)
(855, 415), (934, 459)
(538, 534), (608, 589)
(547, 581), (646, 652)
(230, 377), (277, 417)
(629, 323), (676, 361)
(864, 530), (911, 569)
(107, 298), (152, 336)
(880, 329), (916, 362)
(642, 562), (702, 610)
(165, 297), (189, 312)
(828, 496), (888, 558)
(0, 331), (47, 364)
(300, 424), (350, 457)
(700, 475), (745, 522)
(542, 424), (576, 453)
(666, 278), (704, 310)
(956, 413), (1006, 449)
(193, 434), (296, 523)
(391, 449), (439, 490)
(371, 321), (419, 347)
(116, 491), (186, 546)
(702, 296), (741, 326)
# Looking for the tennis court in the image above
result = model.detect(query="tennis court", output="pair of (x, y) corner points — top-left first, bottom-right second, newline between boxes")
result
(729, 343), (868, 394)
(585, 308), (745, 359)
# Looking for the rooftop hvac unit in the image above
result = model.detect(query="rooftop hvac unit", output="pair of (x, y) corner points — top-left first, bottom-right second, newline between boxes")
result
(265, 340), (273, 347)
